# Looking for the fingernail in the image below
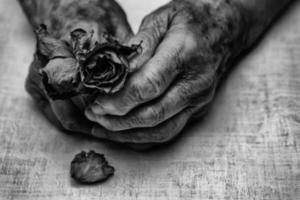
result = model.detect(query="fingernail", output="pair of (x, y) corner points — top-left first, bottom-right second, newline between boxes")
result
(95, 116), (113, 131)
(85, 107), (95, 121)
(127, 36), (138, 45)
(90, 103), (106, 115)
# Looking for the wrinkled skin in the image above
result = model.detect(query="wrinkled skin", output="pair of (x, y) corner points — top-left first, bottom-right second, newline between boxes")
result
(85, 0), (248, 146)
(22, 0), (290, 150)
(21, 0), (133, 134)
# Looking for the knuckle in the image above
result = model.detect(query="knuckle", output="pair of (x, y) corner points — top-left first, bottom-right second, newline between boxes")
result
(140, 13), (155, 28)
(178, 83), (195, 105)
(182, 31), (198, 53)
(141, 75), (163, 99)
(130, 32), (155, 68)
(129, 75), (163, 104)
(139, 29), (155, 43)
(138, 31), (158, 54)
(140, 9), (166, 29)
(95, 116), (118, 132)
(126, 82), (145, 105)
(101, 121), (115, 131)
(139, 16), (167, 43)
(110, 106), (129, 116)
(167, 27), (198, 56)
(169, 2), (196, 23)
(96, 98), (130, 116)
(186, 75), (216, 107)
(141, 106), (164, 127)
(174, 80), (203, 107)
(199, 72), (216, 90)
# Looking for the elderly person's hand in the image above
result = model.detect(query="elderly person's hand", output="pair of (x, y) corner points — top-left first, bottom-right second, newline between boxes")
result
(85, 0), (291, 146)
(22, 0), (133, 134)
(23, 0), (291, 149)
(86, 0), (244, 144)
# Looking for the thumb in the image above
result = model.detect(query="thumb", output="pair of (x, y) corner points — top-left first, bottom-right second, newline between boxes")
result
(126, 8), (170, 72)
(100, 0), (134, 42)
(114, 21), (134, 43)
(108, 4), (134, 42)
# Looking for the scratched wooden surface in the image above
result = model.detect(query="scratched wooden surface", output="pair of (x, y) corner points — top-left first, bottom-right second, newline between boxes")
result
(0, 0), (299, 200)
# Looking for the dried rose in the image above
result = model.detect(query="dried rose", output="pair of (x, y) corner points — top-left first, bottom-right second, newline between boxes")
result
(36, 25), (140, 99)
(75, 31), (141, 94)
(81, 49), (128, 94)
(70, 150), (115, 184)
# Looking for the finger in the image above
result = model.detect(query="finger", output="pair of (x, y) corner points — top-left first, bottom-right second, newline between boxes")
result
(126, 11), (169, 72)
(89, 30), (187, 116)
(90, 108), (194, 144)
(127, 104), (211, 151)
(50, 99), (93, 134)
(86, 77), (215, 131)
(26, 59), (93, 133)
(25, 56), (63, 126)
(99, 0), (134, 42)
(25, 75), (62, 128)
(114, 22), (134, 43)
(108, 7), (134, 42)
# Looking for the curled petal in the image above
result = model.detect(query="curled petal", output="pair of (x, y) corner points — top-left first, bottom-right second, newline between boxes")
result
(36, 25), (140, 99)
(36, 24), (73, 59)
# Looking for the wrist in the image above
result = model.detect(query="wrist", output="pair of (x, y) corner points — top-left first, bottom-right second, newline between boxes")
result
(231, 0), (292, 47)
(169, 0), (249, 76)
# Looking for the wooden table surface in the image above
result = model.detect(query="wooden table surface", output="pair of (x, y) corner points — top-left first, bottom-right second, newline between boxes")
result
(0, 0), (299, 199)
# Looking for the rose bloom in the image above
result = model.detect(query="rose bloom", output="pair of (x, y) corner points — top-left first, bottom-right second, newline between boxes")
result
(37, 25), (138, 99)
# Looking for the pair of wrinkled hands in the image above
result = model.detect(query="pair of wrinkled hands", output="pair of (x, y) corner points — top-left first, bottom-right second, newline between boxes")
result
(26, 0), (246, 148)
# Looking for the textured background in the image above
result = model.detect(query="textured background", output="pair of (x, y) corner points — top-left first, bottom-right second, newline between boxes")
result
(0, 0), (299, 199)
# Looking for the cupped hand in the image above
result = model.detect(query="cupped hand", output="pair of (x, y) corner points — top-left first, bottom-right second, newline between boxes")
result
(24, 0), (133, 134)
(85, 0), (246, 144)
